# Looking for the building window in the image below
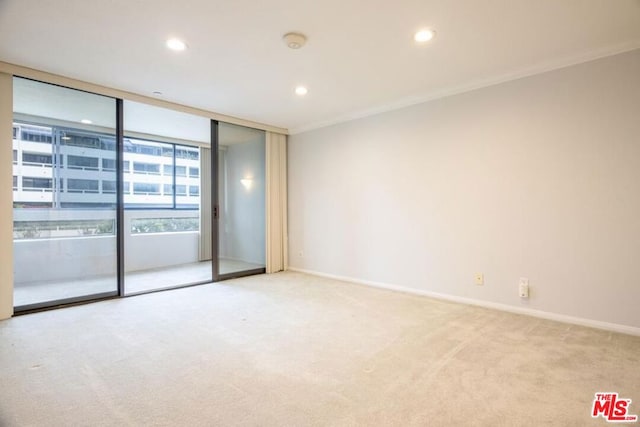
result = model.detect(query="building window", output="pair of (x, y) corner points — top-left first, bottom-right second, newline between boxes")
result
(189, 186), (199, 196)
(68, 155), (99, 170)
(102, 181), (117, 194)
(133, 162), (160, 175)
(121, 138), (199, 209)
(13, 150), (17, 164)
(102, 158), (116, 171)
(13, 176), (17, 190)
(21, 125), (52, 143)
(125, 142), (162, 156)
(100, 138), (116, 151)
(163, 164), (187, 176)
(62, 134), (100, 149)
(13, 125), (19, 139)
(68, 179), (99, 193)
(133, 183), (160, 195)
(22, 152), (53, 167)
(176, 148), (199, 160)
(22, 177), (52, 191)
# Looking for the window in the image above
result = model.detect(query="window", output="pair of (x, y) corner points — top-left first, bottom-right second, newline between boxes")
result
(102, 181), (116, 194)
(22, 152), (53, 167)
(12, 125), (19, 139)
(67, 179), (99, 193)
(123, 161), (130, 173)
(125, 141), (162, 156)
(138, 144), (161, 156)
(133, 162), (160, 175)
(22, 177), (52, 191)
(176, 148), (199, 160)
(133, 183), (160, 195)
(13, 150), (17, 164)
(123, 182), (130, 194)
(21, 126), (52, 143)
(122, 138), (199, 209)
(68, 155), (99, 170)
(62, 133), (100, 149)
(13, 176), (17, 190)
(100, 138), (116, 151)
(102, 158), (116, 171)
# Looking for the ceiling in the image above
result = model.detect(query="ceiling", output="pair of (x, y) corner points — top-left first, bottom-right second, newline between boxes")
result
(1, 0), (640, 133)
(14, 77), (262, 146)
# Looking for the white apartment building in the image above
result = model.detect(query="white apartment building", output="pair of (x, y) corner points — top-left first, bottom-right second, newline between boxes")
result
(12, 121), (201, 209)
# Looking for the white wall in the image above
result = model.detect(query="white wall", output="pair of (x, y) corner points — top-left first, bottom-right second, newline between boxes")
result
(0, 73), (14, 319)
(288, 49), (640, 330)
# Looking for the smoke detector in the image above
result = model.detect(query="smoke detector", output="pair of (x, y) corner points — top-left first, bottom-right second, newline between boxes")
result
(283, 32), (307, 49)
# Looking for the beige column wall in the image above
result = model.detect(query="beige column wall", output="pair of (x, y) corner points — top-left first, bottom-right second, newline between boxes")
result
(266, 132), (288, 273)
(0, 72), (14, 319)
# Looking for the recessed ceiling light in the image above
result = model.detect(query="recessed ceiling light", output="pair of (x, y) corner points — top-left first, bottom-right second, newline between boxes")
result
(295, 86), (308, 96)
(166, 38), (187, 51)
(414, 29), (436, 43)
(80, 119), (92, 124)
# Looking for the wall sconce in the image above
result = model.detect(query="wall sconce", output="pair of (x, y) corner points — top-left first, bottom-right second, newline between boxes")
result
(240, 178), (253, 190)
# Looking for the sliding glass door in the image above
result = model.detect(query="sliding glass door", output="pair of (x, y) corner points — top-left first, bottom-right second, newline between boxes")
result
(122, 101), (212, 294)
(12, 77), (118, 309)
(11, 78), (268, 311)
(217, 122), (266, 277)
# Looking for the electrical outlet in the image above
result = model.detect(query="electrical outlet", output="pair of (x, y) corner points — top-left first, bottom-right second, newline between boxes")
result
(475, 273), (484, 286)
(519, 277), (529, 298)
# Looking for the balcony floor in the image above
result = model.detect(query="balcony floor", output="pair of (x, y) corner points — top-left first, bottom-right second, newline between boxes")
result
(13, 259), (264, 308)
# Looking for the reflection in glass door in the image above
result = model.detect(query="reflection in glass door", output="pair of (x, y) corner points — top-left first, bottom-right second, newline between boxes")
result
(217, 122), (266, 277)
(12, 77), (118, 309)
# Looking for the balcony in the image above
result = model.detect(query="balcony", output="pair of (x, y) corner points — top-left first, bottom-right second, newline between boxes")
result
(13, 208), (264, 308)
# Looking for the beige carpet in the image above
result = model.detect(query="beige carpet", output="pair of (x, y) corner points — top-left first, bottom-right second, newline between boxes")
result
(0, 272), (638, 426)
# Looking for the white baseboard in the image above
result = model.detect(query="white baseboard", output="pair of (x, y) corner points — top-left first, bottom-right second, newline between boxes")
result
(287, 267), (640, 337)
